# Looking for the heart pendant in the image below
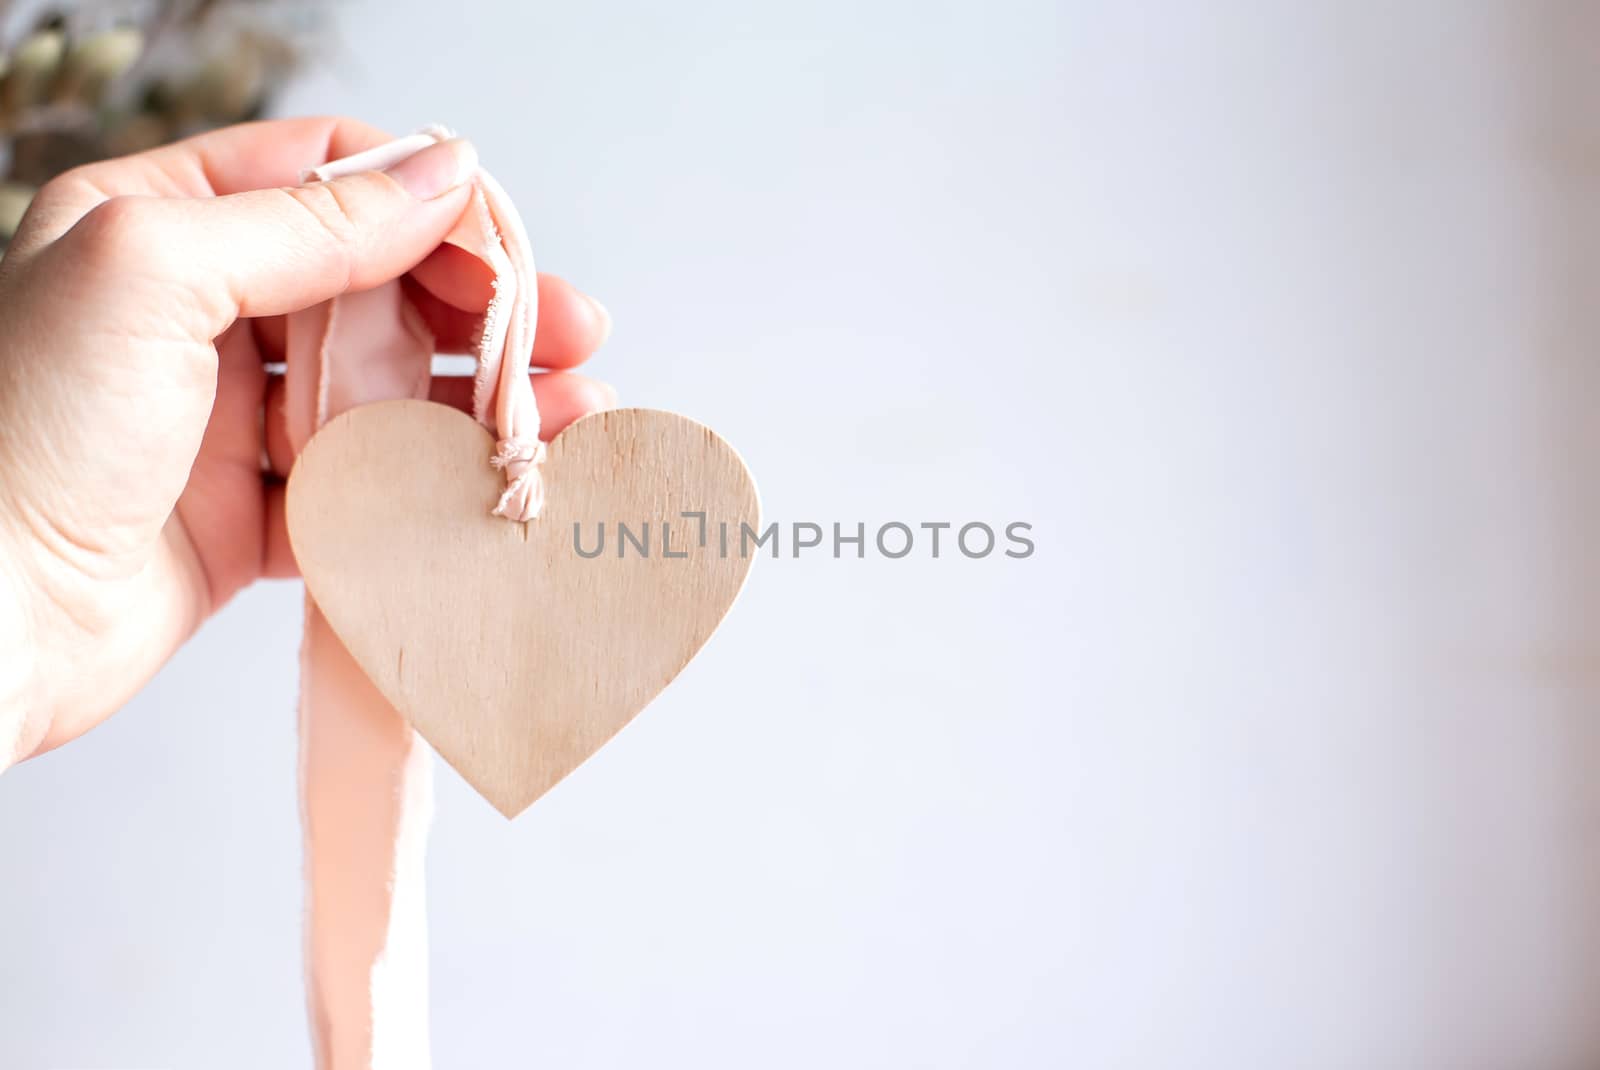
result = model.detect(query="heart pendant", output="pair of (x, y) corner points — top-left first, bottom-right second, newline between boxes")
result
(286, 400), (760, 816)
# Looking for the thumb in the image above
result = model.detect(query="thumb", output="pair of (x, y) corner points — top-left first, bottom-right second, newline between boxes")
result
(54, 136), (479, 341)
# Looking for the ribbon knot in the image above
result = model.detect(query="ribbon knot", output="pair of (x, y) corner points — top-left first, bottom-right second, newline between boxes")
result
(490, 437), (546, 520)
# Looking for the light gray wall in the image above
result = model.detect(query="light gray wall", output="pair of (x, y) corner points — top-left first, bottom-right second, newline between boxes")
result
(3, 2), (1598, 1067)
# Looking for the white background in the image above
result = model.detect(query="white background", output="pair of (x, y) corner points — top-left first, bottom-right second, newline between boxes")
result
(3, 2), (1599, 1067)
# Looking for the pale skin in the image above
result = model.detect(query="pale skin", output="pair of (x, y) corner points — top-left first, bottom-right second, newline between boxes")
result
(0, 117), (615, 765)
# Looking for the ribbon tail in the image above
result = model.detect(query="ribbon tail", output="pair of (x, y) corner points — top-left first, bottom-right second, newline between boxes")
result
(286, 280), (437, 1070)
(299, 601), (434, 1069)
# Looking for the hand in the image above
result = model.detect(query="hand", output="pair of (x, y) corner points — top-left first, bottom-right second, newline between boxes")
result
(0, 117), (614, 765)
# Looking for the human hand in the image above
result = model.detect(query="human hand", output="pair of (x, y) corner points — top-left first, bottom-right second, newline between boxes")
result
(0, 117), (614, 764)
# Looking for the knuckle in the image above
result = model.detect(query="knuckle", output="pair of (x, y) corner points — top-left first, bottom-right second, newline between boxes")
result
(66, 196), (154, 271)
(32, 163), (103, 212)
(286, 181), (363, 248)
(26, 173), (75, 216)
(282, 182), (362, 290)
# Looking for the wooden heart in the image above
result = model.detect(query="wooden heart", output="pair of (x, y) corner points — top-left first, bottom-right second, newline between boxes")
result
(286, 400), (760, 817)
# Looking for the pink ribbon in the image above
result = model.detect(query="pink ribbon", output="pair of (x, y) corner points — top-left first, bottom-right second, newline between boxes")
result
(283, 128), (541, 1068)
(303, 125), (546, 521)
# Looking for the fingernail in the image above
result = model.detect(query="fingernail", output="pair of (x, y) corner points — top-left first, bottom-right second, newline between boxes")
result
(596, 381), (619, 408)
(384, 137), (477, 200)
(587, 294), (612, 344)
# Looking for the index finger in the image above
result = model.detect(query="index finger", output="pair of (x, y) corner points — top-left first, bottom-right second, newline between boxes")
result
(11, 116), (395, 258)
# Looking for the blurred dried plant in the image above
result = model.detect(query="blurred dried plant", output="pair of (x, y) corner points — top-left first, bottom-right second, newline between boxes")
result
(0, 0), (329, 244)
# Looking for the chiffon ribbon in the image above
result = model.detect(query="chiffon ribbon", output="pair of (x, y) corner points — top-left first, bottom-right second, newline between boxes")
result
(282, 127), (541, 1068)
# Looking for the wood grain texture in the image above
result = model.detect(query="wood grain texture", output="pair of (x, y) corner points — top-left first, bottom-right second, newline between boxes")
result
(286, 401), (759, 818)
